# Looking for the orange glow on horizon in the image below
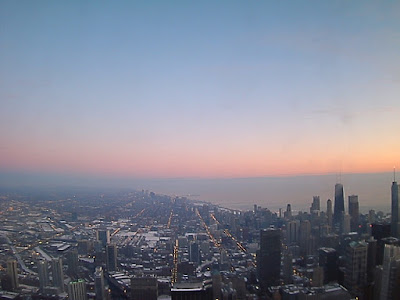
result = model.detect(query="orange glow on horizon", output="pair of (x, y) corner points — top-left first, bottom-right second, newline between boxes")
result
(1, 142), (399, 179)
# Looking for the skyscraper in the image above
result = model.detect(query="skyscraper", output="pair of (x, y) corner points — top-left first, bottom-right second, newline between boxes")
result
(379, 244), (400, 300)
(311, 196), (320, 213)
(391, 180), (400, 238)
(348, 195), (359, 232)
(131, 277), (158, 300)
(342, 214), (351, 234)
(67, 279), (87, 300)
(286, 220), (300, 244)
(344, 241), (367, 298)
(97, 229), (110, 247)
(299, 220), (312, 256)
(6, 259), (18, 291)
(333, 183), (345, 229)
(189, 242), (200, 264)
(327, 199), (333, 228)
(52, 257), (64, 293)
(257, 228), (281, 287)
(106, 244), (118, 272)
(284, 204), (292, 219)
(37, 260), (49, 292)
(66, 249), (79, 277)
(94, 266), (106, 300)
(319, 247), (338, 284)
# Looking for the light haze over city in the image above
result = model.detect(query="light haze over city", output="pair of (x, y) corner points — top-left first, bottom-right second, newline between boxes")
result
(1, 1), (399, 210)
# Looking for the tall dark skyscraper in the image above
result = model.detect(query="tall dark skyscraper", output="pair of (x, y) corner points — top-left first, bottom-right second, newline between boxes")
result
(37, 260), (49, 292)
(66, 249), (79, 277)
(94, 266), (106, 300)
(106, 244), (118, 272)
(7, 259), (19, 291)
(257, 228), (281, 287)
(284, 204), (292, 219)
(96, 229), (110, 247)
(391, 179), (400, 238)
(311, 196), (320, 212)
(319, 247), (338, 284)
(333, 183), (345, 228)
(327, 199), (333, 228)
(348, 195), (359, 232)
(52, 257), (64, 293)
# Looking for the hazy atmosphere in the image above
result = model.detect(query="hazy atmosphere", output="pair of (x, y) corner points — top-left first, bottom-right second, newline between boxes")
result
(1, 1), (399, 209)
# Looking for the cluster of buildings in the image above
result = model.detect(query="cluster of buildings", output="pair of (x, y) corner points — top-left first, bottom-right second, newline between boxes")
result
(0, 178), (399, 299)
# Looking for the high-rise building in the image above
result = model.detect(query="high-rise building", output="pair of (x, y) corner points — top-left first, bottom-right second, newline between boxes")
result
(67, 279), (87, 300)
(379, 244), (400, 300)
(312, 266), (324, 287)
(51, 257), (64, 293)
(284, 204), (292, 219)
(257, 228), (281, 287)
(369, 209), (376, 223)
(333, 183), (345, 229)
(327, 199), (333, 228)
(171, 281), (213, 300)
(377, 237), (400, 266)
(6, 259), (18, 291)
(37, 260), (49, 292)
(348, 195), (359, 232)
(342, 214), (351, 234)
(366, 238), (377, 284)
(94, 266), (106, 300)
(299, 220), (312, 256)
(189, 242), (200, 264)
(344, 241), (367, 297)
(286, 220), (300, 244)
(391, 180), (400, 238)
(311, 196), (320, 213)
(319, 247), (338, 284)
(97, 229), (110, 247)
(66, 249), (79, 277)
(282, 251), (293, 284)
(106, 244), (118, 272)
(131, 277), (158, 300)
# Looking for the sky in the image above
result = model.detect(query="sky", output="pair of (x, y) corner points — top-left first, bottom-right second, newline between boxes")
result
(1, 1), (400, 180)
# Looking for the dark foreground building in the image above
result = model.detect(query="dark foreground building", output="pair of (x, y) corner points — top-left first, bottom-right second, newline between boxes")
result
(257, 228), (281, 287)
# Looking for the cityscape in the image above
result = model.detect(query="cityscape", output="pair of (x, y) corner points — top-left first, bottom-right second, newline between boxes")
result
(0, 178), (399, 299)
(1, 1), (400, 300)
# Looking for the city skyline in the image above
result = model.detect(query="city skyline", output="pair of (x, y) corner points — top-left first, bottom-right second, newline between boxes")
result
(1, 1), (400, 180)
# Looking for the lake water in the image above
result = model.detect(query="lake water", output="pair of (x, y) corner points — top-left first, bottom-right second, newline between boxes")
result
(131, 172), (393, 214)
